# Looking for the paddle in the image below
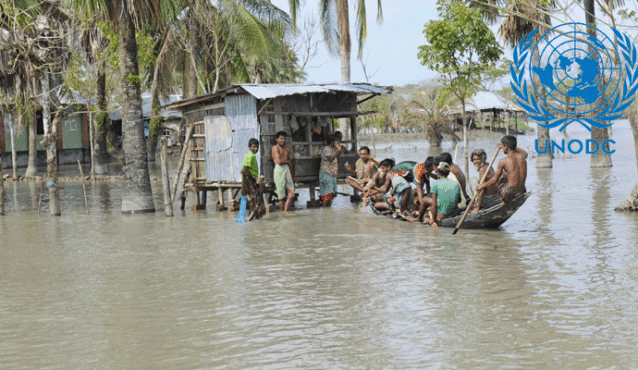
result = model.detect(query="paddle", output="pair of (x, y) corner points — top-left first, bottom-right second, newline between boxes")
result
(452, 147), (501, 235)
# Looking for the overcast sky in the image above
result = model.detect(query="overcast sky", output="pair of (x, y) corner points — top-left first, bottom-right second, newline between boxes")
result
(269, 0), (634, 88)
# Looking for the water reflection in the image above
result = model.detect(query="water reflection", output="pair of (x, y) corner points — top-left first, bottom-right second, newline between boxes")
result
(2, 123), (638, 369)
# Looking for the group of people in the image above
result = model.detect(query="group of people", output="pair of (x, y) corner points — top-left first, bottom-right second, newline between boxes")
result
(344, 135), (528, 227)
(240, 129), (349, 219)
(240, 131), (528, 227)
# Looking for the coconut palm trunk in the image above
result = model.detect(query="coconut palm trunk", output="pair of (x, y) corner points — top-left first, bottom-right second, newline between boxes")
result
(25, 113), (37, 177)
(119, 6), (155, 214)
(337, 0), (351, 137)
(615, 104), (638, 211)
(94, 64), (109, 175)
(584, 0), (612, 167)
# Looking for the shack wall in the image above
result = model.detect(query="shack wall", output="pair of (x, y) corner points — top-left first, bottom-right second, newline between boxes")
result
(204, 94), (259, 182)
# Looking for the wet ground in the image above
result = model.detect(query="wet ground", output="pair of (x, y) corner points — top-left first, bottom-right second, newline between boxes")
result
(1, 121), (637, 369)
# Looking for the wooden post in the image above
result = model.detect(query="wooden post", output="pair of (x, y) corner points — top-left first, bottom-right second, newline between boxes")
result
(77, 160), (89, 214)
(227, 188), (235, 211)
(490, 110), (493, 133)
(171, 125), (193, 202)
(89, 108), (96, 180)
(160, 137), (173, 216)
(216, 187), (225, 211)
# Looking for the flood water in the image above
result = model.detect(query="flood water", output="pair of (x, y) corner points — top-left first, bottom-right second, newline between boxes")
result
(1, 121), (638, 369)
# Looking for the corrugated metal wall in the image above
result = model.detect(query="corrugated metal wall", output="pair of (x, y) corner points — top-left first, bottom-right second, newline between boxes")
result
(204, 94), (260, 182)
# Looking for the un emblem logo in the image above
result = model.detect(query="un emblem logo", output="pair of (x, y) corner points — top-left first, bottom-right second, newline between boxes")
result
(511, 23), (638, 132)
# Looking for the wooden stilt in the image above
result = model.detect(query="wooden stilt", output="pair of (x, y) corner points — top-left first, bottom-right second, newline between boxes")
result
(227, 188), (235, 211)
(216, 187), (226, 211)
(160, 137), (173, 216)
(171, 126), (193, 202)
(77, 160), (89, 214)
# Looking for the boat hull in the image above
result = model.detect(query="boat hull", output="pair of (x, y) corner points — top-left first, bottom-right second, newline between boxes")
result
(370, 192), (532, 229)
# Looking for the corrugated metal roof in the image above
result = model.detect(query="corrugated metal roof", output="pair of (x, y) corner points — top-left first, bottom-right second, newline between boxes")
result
(110, 93), (183, 121)
(458, 91), (524, 112)
(163, 83), (392, 110)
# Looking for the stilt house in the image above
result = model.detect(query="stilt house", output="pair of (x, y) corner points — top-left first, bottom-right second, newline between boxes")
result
(163, 83), (391, 208)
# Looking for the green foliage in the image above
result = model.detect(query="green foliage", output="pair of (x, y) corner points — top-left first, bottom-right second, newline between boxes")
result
(417, 1), (503, 101)
(125, 73), (142, 85)
(403, 86), (459, 145)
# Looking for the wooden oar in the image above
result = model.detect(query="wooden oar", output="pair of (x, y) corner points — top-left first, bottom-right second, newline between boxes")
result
(452, 147), (500, 235)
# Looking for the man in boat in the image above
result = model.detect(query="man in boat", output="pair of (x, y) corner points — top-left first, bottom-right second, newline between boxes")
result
(363, 158), (393, 206)
(412, 161), (461, 226)
(345, 146), (379, 192)
(477, 135), (528, 205)
(320, 134), (346, 207)
(241, 138), (265, 220)
(440, 152), (469, 202)
(469, 149), (500, 211)
(391, 160), (428, 208)
(272, 131), (296, 212)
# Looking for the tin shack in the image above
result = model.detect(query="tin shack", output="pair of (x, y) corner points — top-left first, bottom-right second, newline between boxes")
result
(163, 83), (391, 209)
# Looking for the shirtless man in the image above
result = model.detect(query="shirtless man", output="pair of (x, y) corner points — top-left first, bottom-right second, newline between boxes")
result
(272, 131), (296, 212)
(469, 149), (500, 210)
(477, 135), (528, 205)
(363, 158), (393, 205)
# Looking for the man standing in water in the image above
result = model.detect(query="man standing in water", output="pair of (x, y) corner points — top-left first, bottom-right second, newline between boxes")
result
(272, 131), (296, 212)
(477, 135), (528, 205)
(469, 149), (500, 210)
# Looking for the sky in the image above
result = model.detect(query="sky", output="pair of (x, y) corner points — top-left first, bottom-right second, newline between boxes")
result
(269, 0), (638, 88)
(270, 0), (440, 86)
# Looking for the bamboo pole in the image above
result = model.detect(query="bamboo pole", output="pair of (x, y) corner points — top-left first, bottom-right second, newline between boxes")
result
(171, 126), (193, 202)
(89, 108), (95, 180)
(77, 160), (89, 214)
(160, 137), (173, 216)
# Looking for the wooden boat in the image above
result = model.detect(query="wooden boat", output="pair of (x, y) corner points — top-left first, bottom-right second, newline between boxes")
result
(370, 192), (532, 229)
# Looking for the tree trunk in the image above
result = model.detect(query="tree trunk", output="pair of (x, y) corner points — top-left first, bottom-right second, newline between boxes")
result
(584, 0), (612, 168)
(615, 103), (638, 211)
(160, 137), (173, 216)
(119, 7), (155, 214)
(532, 50), (552, 168)
(25, 109), (37, 177)
(536, 125), (553, 168)
(44, 113), (61, 216)
(461, 100), (469, 177)
(337, 0), (351, 138)
(8, 112), (18, 179)
(94, 64), (109, 175)
(186, 9), (199, 98)
(147, 70), (162, 163)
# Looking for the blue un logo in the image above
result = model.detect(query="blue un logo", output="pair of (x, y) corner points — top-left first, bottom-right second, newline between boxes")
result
(511, 22), (638, 133)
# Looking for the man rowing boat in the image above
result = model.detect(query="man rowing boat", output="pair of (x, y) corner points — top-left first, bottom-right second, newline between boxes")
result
(477, 135), (528, 205)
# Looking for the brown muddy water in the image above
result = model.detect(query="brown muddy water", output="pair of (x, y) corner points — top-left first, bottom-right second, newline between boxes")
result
(1, 121), (638, 369)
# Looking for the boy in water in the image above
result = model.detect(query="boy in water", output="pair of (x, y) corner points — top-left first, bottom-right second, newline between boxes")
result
(363, 158), (393, 206)
(240, 138), (264, 220)
(477, 135), (528, 205)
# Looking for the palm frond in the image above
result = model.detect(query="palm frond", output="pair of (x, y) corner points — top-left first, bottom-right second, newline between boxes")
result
(355, 0), (366, 60)
(319, 0), (339, 57)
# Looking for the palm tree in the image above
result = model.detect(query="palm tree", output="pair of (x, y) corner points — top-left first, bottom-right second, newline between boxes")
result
(487, 0), (554, 168)
(405, 87), (459, 147)
(288, 0), (383, 134)
(71, 0), (179, 213)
